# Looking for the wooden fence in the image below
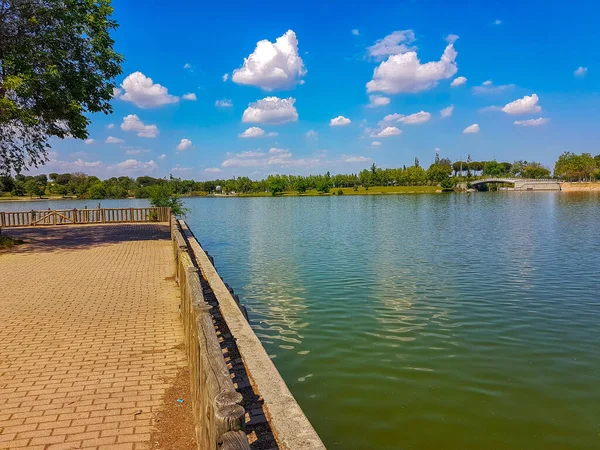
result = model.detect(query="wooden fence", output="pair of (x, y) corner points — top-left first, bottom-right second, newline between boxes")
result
(0, 207), (171, 228)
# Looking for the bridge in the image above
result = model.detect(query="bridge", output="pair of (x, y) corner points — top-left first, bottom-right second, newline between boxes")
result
(470, 178), (561, 191)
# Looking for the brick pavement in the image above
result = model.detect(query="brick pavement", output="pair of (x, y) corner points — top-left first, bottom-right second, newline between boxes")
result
(0, 224), (186, 449)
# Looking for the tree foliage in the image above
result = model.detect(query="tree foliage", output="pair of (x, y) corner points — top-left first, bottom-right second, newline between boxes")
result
(147, 183), (188, 216)
(554, 152), (597, 181)
(0, 0), (123, 174)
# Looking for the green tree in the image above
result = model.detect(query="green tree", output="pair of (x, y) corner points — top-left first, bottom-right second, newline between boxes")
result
(147, 184), (188, 216)
(523, 165), (551, 179)
(440, 178), (455, 191)
(24, 178), (44, 197)
(426, 163), (452, 184)
(0, 0), (123, 174)
(268, 177), (285, 196)
(554, 152), (596, 181)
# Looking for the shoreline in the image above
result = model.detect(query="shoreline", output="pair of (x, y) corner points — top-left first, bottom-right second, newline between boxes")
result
(1, 182), (599, 203)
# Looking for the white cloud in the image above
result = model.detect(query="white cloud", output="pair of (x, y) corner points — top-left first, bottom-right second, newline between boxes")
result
(342, 155), (371, 163)
(382, 113), (402, 122)
(222, 73), (229, 82)
(473, 80), (515, 94)
(352, 29), (360, 36)
(330, 116), (352, 126)
(367, 95), (391, 108)
(239, 126), (265, 138)
(397, 111), (431, 125)
(232, 30), (306, 91)
(371, 141), (382, 147)
(266, 131), (278, 137)
(463, 124), (480, 134)
(107, 124), (115, 129)
(184, 63), (191, 69)
(158, 154), (167, 160)
(501, 94), (541, 115)
(306, 130), (318, 138)
(242, 97), (298, 124)
(182, 93), (197, 101)
(494, 19), (502, 25)
(105, 136), (124, 144)
(451, 76), (467, 87)
(177, 138), (193, 151)
(84, 138), (95, 145)
(118, 72), (179, 108)
(514, 117), (550, 127)
(215, 99), (233, 108)
(204, 168), (222, 173)
(446, 34), (459, 44)
(574, 66), (588, 77)
(371, 126), (402, 137)
(367, 40), (458, 94)
(367, 30), (416, 60)
(120, 114), (159, 138)
(440, 105), (454, 118)
(125, 148), (150, 155)
(110, 159), (158, 173)
(170, 165), (194, 174)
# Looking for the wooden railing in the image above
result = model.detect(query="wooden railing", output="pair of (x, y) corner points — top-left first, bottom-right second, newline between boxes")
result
(0, 207), (171, 228)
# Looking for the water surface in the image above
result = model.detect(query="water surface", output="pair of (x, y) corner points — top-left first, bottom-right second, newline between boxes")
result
(3, 193), (599, 449)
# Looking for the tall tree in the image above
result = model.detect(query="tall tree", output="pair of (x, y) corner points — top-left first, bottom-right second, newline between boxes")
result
(0, 0), (123, 174)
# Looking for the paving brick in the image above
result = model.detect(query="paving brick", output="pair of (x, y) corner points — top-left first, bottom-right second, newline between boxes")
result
(0, 224), (186, 449)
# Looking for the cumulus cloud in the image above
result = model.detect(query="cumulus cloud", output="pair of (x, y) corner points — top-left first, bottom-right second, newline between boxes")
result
(118, 72), (179, 108)
(367, 39), (458, 94)
(242, 97), (298, 124)
(232, 30), (306, 91)
(330, 116), (352, 126)
(177, 138), (193, 151)
(105, 136), (124, 144)
(501, 94), (542, 115)
(574, 66), (588, 77)
(451, 76), (467, 87)
(84, 138), (95, 145)
(239, 126), (265, 138)
(514, 117), (550, 126)
(110, 159), (158, 173)
(120, 114), (159, 138)
(440, 105), (454, 118)
(182, 93), (197, 101)
(367, 30), (416, 60)
(352, 29), (360, 36)
(221, 149), (368, 170)
(371, 141), (382, 147)
(367, 95), (391, 108)
(306, 130), (318, 138)
(494, 19), (502, 25)
(473, 80), (515, 94)
(463, 124), (480, 134)
(158, 154), (167, 160)
(397, 111), (431, 124)
(107, 124), (115, 129)
(184, 63), (191, 69)
(267, 131), (278, 137)
(222, 73), (229, 82)
(205, 168), (222, 173)
(371, 126), (402, 137)
(215, 99), (233, 108)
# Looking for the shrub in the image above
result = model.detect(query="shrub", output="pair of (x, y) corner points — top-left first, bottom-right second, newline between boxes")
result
(337, 189), (344, 195)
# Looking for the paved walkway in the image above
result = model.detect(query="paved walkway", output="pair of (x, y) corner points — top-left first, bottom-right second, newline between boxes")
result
(0, 224), (186, 450)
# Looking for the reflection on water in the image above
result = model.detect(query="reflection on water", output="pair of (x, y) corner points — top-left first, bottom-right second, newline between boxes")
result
(3, 192), (600, 449)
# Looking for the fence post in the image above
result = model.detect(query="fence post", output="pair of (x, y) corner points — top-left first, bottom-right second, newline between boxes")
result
(31, 210), (35, 226)
(73, 208), (77, 224)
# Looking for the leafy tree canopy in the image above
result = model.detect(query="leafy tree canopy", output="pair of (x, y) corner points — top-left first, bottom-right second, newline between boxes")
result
(0, 0), (123, 174)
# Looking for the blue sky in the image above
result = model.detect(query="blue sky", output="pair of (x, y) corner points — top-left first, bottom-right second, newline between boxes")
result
(39, 0), (599, 179)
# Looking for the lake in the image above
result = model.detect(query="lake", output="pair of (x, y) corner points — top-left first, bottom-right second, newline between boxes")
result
(3, 192), (600, 449)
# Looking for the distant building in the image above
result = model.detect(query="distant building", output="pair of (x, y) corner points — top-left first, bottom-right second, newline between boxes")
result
(216, 185), (222, 193)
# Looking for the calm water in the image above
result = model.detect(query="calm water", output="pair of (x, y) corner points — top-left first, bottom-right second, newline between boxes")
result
(3, 193), (600, 449)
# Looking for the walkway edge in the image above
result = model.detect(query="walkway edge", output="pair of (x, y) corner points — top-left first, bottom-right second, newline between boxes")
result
(178, 220), (326, 450)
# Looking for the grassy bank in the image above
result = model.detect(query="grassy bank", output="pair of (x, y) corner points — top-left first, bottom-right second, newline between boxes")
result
(238, 186), (441, 197)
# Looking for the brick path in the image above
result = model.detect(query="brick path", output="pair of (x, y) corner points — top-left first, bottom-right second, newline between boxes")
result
(0, 224), (186, 449)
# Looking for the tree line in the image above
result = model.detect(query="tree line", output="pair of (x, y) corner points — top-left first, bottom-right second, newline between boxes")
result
(1, 152), (599, 199)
